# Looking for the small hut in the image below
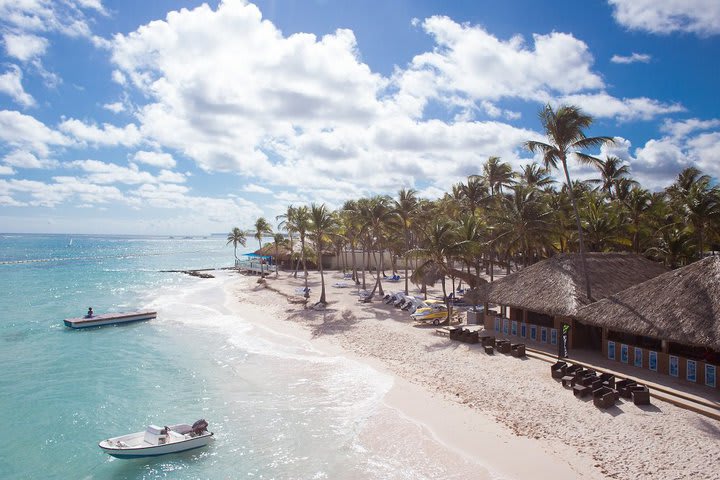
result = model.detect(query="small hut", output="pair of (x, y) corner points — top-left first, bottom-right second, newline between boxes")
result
(480, 253), (668, 351)
(577, 255), (720, 389)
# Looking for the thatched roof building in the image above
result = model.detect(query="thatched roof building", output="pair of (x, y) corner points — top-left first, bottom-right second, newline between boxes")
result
(576, 256), (720, 350)
(485, 253), (669, 317)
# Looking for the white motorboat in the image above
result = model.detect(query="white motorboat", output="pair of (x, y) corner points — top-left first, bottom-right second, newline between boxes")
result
(99, 420), (213, 458)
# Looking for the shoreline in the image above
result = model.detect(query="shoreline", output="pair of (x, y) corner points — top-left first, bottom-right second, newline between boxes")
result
(222, 270), (601, 479)
(221, 268), (720, 480)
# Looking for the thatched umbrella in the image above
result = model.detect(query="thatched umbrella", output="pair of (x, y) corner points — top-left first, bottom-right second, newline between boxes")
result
(576, 256), (720, 350)
(483, 252), (668, 318)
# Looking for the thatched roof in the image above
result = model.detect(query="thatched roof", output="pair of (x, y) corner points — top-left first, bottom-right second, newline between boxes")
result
(255, 243), (293, 260)
(577, 256), (720, 350)
(485, 253), (668, 317)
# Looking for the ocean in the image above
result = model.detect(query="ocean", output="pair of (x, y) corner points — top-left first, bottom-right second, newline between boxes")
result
(0, 234), (485, 480)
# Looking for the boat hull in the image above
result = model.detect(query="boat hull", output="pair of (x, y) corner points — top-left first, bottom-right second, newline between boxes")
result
(99, 433), (213, 458)
(63, 310), (157, 329)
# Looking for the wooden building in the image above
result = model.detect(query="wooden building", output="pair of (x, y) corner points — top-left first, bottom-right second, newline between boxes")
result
(576, 255), (720, 390)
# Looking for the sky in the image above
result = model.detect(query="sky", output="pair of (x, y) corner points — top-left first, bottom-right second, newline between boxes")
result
(0, 0), (719, 235)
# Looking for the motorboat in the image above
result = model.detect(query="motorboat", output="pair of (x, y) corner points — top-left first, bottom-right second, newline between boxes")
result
(99, 420), (213, 458)
(411, 302), (448, 325)
(64, 310), (156, 329)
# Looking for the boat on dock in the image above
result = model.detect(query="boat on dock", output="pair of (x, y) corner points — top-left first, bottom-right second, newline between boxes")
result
(63, 310), (157, 329)
(99, 420), (213, 458)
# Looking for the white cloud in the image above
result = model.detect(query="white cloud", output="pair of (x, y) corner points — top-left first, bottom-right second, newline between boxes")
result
(131, 150), (176, 168)
(0, 66), (36, 107)
(3, 150), (58, 169)
(660, 117), (720, 139)
(403, 16), (604, 105)
(106, 1), (547, 201)
(59, 119), (141, 147)
(0, 0), (100, 38)
(610, 52), (651, 64)
(68, 159), (186, 185)
(0, 110), (70, 156)
(243, 184), (273, 194)
(3, 33), (48, 61)
(559, 92), (685, 121)
(609, 0), (720, 36)
(103, 102), (125, 113)
(0, 165), (15, 175)
(0, 177), (124, 207)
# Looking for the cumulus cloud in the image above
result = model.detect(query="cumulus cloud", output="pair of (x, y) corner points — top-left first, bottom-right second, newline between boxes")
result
(103, 102), (125, 113)
(559, 92), (685, 121)
(243, 184), (273, 194)
(68, 159), (185, 184)
(0, 66), (36, 107)
(131, 150), (176, 168)
(3, 150), (58, 169)
(609, 0), (720, 36)
(0, 110), (70, 156)
(59, 119), (141, 147)
(3, 33), (48, 61)
(104, 1), (550, 205)
(403, 16), (604, 105)
(610, 52), (651, 64)
(607, 119), (720, 189)
(0, 0), (103, 38)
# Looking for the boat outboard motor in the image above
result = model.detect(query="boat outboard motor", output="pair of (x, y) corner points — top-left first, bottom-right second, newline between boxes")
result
(192, 419), (208, 435)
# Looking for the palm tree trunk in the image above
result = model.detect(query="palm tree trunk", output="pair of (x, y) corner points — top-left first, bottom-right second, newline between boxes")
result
(561, 159), (592, 300)
(361, 247), (366, 290)
(318, 241), (326, 304)
(403, 228), (410, 295)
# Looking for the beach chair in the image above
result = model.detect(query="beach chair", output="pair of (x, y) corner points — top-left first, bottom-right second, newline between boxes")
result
(496, 340), (511, 354)
(510, 343), (526, 357)
(599, 372), (615, 389)
(616, 379), (638, 399)
(592, 386), (618, 408)
(630, 385), (651, 405)
(551, 361), (567, 379)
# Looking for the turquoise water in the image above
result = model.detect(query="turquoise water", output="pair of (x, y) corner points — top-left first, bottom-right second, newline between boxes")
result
(0, 234), (486, 479)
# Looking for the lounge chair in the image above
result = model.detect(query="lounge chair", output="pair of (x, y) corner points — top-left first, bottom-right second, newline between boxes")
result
(480, 335), (495, 347)
(616, 379), (638, 399)
(358, 294), (374, 303)
(551, 361), (567, 379)
(592, 386), (618, 408)
(630, 385), (651, 405)
(332, 281), (350, 288)
(496, 340), (511, 354)
(599, 372), (615, 389)
(510, 343), (526, 357)
(386, 274), (401, 282)
(459, 329), (479, 344)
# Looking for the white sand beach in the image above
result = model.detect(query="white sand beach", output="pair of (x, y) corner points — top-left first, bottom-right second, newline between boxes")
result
(222, 269), (720, 480)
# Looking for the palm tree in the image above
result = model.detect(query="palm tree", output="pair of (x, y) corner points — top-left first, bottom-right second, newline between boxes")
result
(623, 187), (652, 254)
(524, 104), (614, 300)
(309, 203), (335, 304)
(589, 155), (635, 199)
(226, 227), (247, 265)
(411, 220), (467, 323)
(361, 196), (395, 297)
(272, 233), (285, 277)
(519, 163), (555, 189)
(293, 206), (312, 291)
(254, 217), (273, 276)
(276, 205), (297, 262)
(392, 188), (419, 295)
(483, 156), (515, 196)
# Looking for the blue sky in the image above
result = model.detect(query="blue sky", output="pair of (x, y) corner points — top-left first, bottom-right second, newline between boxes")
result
(1, 0), (719, 235)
